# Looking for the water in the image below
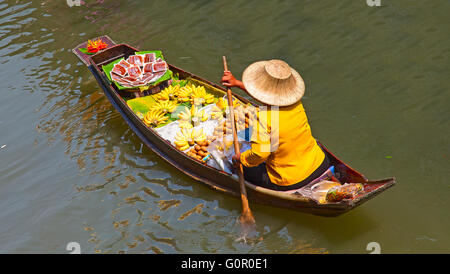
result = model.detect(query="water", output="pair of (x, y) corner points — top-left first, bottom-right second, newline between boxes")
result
(0, 0), (448, 253)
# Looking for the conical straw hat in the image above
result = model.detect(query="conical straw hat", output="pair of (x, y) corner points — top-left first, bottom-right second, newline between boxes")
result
(242, 60), (305, 106)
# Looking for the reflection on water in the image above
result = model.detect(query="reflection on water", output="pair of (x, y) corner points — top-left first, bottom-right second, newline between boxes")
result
(0, 0), (448, 253)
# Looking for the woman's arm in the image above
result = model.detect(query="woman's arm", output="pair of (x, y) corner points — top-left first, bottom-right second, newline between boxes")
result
(240, 112), (272, 167)
(222, 71), (247, 91)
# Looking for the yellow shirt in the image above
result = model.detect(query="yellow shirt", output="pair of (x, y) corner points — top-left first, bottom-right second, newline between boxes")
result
(240, 101), (325, 186)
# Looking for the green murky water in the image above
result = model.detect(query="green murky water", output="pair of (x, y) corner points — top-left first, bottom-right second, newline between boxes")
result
(0, 0), (448, 253)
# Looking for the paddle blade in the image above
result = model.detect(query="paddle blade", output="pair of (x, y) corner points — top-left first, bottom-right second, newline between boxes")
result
(240, 207), (255, 226)
(236, 211), (259, 244)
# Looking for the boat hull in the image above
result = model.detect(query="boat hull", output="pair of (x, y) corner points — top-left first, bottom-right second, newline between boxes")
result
(74, 41), (395, 217)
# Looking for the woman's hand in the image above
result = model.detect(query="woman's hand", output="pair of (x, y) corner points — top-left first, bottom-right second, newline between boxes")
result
(222, 71), (239, 88)
(222, 71), (247, 91)
(232, 152), (241, 168)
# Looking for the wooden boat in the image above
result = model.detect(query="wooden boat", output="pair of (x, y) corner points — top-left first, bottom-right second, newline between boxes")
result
(72, 37), (395, 217)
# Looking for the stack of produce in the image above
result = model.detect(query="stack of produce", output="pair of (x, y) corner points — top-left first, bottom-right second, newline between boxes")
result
(137, 81), (262, 164)
(173, 127), (215, 157)
(186, 137), (216, 161)
(137, 81), (220, 130)
(175, 84), (215, 106)
(128, 85), (180, 128)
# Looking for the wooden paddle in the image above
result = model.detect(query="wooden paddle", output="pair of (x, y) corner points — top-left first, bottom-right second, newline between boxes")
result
(222, 56), (256, 227)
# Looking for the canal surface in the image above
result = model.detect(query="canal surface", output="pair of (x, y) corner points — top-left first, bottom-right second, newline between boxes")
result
(0, 0), (448, 253)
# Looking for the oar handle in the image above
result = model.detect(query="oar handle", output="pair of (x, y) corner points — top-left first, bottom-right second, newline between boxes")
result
(223, 56), (229, 71)
(222, 57), (241, 165)
(222, 56), (255, 226)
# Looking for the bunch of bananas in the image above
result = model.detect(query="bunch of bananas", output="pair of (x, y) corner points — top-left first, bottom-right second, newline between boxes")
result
(215, 97), (241, 113)
(177, 85), (193, 103)
(178, 106), (193, 121)
(143, 109), (168, 127)
(154, 85), (180, 101)
(191, 128), (207, 144)
(190, 85), (215, 106)
(210, 105), (224, 120)
(178, 105), (209, 126)
(150, 100), (178, 114)
(197, 109), (209, 123)
(174, 128), (207, 151)
(174, 128), (194, 151)
(215, 97), (228, 111)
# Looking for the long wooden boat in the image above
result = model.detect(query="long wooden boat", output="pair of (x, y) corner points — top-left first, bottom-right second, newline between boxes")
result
(72, 37), (395, 217)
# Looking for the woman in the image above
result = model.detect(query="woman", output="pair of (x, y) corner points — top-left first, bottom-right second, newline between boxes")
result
(222, 59), (330, 191)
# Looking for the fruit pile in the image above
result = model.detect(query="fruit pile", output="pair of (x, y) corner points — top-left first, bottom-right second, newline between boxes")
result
(174, 128), (208, 151)
(186, 138), (216, 161)
(137, 82), (261, 164)
(178, 84), (215, 106)
(153, 84), (215, 107)
(209, 98), (228, 121)
(139, 82), (218, 129)
(173, 128), (218, 162)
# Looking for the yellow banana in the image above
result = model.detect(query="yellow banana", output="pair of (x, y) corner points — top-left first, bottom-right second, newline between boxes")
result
(191, 128), (201, 139)
(150, 100), (178, 114)
(143, 109), (168, 127)
(177, 85), (193, 103)
(179, 144), (190, 151)
(198, 110), (208, 122)
(154, 85), (180, 101)
(216, 97), (240, 110)
(192, 128), (206, 143)
(178, 106), (191, 120)
(190, 85), (215, 106)
(175, 128), (195, 147)
(174, 140), (188, 147)
(216, 98), (228, 111)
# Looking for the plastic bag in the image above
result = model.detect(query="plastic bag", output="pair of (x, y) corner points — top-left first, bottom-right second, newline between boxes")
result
(283, 166), (335, 197)
(222, 135), (251, 164)
(326, 183), (364, 202)
(309, 180), (342, 204)
(206, 134), (251, 174)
